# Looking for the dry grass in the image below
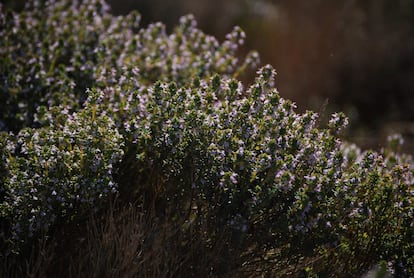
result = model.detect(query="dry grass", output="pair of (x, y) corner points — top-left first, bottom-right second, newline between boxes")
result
(1, 234), (55, 278)
(2, 196), (246, 278)
(4, 198), (390, 277)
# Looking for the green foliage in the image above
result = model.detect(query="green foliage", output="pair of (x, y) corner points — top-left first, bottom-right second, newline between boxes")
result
(1, 99), (124, 252)
(0, 0), (413, 276)
(0, 0), (258, 132)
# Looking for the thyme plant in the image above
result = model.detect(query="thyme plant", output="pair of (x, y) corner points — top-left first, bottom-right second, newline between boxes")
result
(0, 0), (413, 276)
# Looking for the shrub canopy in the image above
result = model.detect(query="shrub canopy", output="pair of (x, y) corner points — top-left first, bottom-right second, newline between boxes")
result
(0, 0), (413, 276)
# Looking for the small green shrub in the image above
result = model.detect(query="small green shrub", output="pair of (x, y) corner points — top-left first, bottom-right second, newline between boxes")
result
(0, 0), (413, 276)
(0, 0), (258, 132)
(1, 98), (124, 252)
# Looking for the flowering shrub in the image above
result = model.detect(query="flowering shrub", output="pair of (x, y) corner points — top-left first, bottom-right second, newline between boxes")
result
(0, 98), (124, 251)
(0, 0), (258, 132)
(109, 66), (413, 275)
(321, 139), (414, 275)
(0, 0), (413, 276)
(0, 0), (257, 256)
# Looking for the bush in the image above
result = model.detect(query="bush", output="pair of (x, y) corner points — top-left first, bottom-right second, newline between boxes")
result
(0, 0), (413, 276)
(1, 99), (124, 251)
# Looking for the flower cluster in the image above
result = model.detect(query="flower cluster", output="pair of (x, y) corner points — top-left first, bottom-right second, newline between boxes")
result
(96, 63), (413, 274)
(0, 0), (257, 255)
(0, 0), (257, 133)
(0, 0), (413, 275)
(1, 98), (124, 250)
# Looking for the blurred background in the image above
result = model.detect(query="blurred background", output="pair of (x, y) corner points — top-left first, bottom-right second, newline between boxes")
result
(2, 0), (414, 152)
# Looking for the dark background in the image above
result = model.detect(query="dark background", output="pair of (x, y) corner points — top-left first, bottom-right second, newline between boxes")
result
(2, 0), (414, 152)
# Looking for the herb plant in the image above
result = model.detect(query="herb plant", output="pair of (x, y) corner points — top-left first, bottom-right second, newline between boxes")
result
(1, 0), (413, 276)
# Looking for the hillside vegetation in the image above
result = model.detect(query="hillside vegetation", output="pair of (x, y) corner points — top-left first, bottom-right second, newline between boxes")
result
(1, 1), (413, 276)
